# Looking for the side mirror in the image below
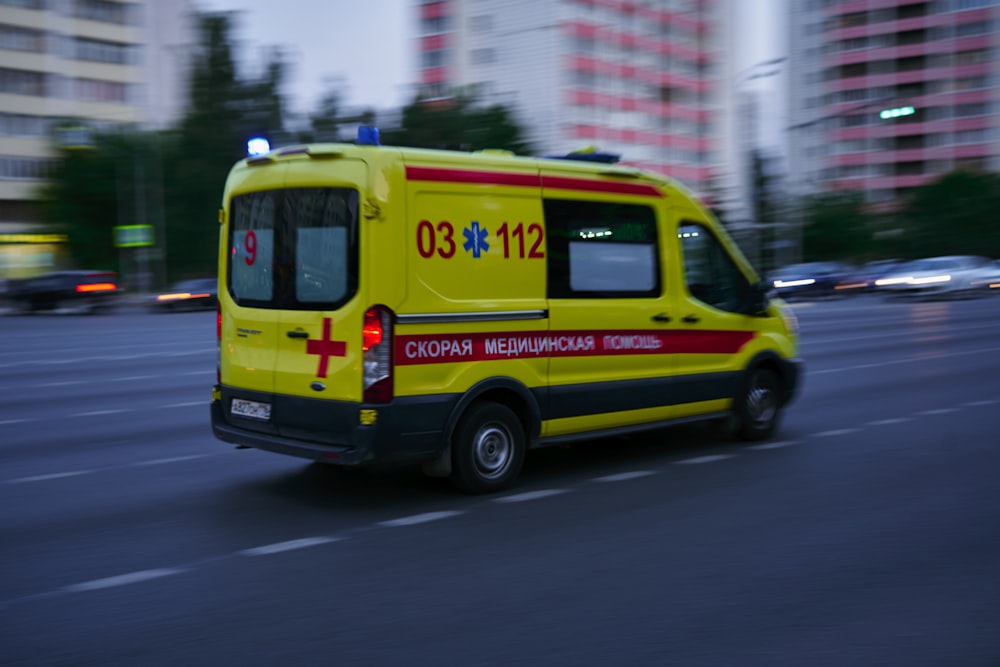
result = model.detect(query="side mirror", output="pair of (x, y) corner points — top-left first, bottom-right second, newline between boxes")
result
(746, 279), (771, 316)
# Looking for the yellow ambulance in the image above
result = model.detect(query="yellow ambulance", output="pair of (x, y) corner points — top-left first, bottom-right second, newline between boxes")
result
(210, 128), (802, 493)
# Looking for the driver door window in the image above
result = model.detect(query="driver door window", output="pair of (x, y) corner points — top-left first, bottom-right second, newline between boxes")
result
(679, 222), (750, 313)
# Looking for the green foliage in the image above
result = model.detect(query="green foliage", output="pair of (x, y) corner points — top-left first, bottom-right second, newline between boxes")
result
(799, 190), (873, 261)
(897, 170), (1000, 259)
(37, 132), (158, 273)
(382, 94), (534, 154)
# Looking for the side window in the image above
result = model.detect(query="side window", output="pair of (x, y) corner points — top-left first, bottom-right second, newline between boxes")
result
(679, 222), (750, 313)
(544, 199), (660, 298)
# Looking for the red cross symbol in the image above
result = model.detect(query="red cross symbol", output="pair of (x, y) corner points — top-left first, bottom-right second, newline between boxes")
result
(305, 317), (346, 378)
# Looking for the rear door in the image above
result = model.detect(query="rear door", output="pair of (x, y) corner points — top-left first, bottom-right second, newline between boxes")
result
(223, 159), (366, 403)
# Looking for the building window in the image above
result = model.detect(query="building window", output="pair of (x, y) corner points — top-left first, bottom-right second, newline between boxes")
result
(469, 14), (493, 32)
(421, 16), (449, 33)
(0, 68), (47, 96)
(74, 37), (133, 65)
(0, 155), (53, 180)
(73, 77), (128, 103)
(471, 47), (495, 65)
(72, 0), (137, 25)
(0, 112), (51, 136)
(0, 24), (46, 53)
(421, 49), (447, 68)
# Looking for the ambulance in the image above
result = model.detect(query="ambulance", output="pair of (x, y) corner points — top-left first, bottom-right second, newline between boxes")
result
(210, 128), (802, 493)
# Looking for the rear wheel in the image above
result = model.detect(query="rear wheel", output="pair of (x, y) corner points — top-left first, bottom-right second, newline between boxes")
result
(734, 367), (782, 441)
(451, 402), (526, 494)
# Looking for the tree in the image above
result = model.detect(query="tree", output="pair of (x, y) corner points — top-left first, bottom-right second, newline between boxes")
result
(898, 169), (1000, 259)
(382, 94), (533, 154)
(163, 12), (289, 280)
(799, 190), (873, 261)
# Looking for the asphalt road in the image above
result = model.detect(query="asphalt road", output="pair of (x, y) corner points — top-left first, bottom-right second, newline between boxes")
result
(1, 295), (998, 666)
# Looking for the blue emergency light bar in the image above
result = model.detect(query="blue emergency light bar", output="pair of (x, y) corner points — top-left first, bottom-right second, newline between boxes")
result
(247, 137), (270, 156)
(357, 126), (380, 146)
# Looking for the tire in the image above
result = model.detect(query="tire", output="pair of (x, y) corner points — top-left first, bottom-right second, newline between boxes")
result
(450, 402), (526, 494)
(733, 367), (782, 441)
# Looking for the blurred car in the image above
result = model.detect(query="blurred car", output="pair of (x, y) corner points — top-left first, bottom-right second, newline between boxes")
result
(969, 259), (1000, 295)
(856, 259), (905, 292)
(768, 261), (865, 300)
(151, 278), (217, 311)
(5, 270), (121, 314)
(876, 255), (992, 299)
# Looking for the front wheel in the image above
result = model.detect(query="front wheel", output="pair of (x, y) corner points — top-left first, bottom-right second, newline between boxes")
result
(451, 402), (526, 494)
(734, 367), (782, 441)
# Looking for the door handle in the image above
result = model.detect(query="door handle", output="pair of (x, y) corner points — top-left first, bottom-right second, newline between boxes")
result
(682, 314), (700, 323)
(286, 330), (309, 339)
(651, 313), (672, 323)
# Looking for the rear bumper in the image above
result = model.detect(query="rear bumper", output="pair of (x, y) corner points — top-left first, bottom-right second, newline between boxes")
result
(211, 386), (458, 467)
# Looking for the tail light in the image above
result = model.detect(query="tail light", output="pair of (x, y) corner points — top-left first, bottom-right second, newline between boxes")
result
(76, 282), (117, 293)
(362, 305), (393, 403)
(216, 303), (222, 385)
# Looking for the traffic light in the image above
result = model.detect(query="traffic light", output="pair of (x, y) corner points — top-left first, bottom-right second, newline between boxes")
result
(879, 106), (915, 120)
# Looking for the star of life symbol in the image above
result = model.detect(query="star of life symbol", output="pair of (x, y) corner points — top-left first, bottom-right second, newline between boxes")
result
(462, 221), (489, 258)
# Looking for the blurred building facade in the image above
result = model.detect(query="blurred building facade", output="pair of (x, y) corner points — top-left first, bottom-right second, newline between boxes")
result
(415, 0), (728, 199)
(788, 0), (1000, 208)
(0, 0), (193, 278)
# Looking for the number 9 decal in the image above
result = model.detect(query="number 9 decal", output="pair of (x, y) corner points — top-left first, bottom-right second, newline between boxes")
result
(245, 230), (257, 266)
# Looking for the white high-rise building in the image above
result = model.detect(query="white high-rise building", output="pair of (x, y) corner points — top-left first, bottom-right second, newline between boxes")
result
(414, 0), (734, 201)
(0, 0), (194, 277)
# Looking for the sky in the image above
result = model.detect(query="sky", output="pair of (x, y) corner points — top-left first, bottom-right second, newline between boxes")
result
(195, 0), (415, 118)
(196, 0), (786, 132)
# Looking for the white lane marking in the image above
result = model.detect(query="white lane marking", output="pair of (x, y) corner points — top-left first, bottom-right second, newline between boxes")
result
(117, 375), (157, 381)
(814, 428), (858, 437)
(592, 470), (659, 483)
(36, 380), (85, 387)
(239, 537), (339, 556)
(493, 489), (568, 503)
(4, 470), (92, 484)
(802, 322), (1000, 346)
(747, 440), (799, 450)
(164, 401), (205, 408)
(809, 345), (1000, 375)
(134, 455), (209, 466)
(673, 454), (734, 465)
(378, 511), (465, 527)
(64, 568), (187, 592)
(867, 418), (912, 426)
(181, 370), (214, 376)
(0, 419), (31, 426)
(73, 409), (130, 417)
(917, 408), (959, 416)
(964, 399), (1000, 407)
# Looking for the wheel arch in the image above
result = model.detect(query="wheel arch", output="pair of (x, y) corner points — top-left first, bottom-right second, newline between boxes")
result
(444, 377), (541, 445)
(738, 350), (796, 407)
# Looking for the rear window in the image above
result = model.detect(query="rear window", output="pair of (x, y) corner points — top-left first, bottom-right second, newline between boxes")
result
(228, 188), (359, 310)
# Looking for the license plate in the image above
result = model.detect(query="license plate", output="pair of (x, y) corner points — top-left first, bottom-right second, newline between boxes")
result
(231, 398), (271, 421)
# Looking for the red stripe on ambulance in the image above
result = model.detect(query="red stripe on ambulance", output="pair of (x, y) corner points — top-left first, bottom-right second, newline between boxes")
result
(395, 330), (754, 365)
(404, 166), (663, 198)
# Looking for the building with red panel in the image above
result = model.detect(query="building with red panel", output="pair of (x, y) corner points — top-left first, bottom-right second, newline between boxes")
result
(788, 0), (1000, 208)
(415, 0), (725, 198)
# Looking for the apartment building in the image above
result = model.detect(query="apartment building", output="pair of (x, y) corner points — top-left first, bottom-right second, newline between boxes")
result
(0, 0), (192, 277)
(788, 0), (1000, 207)
(415, 0), (728, 199)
